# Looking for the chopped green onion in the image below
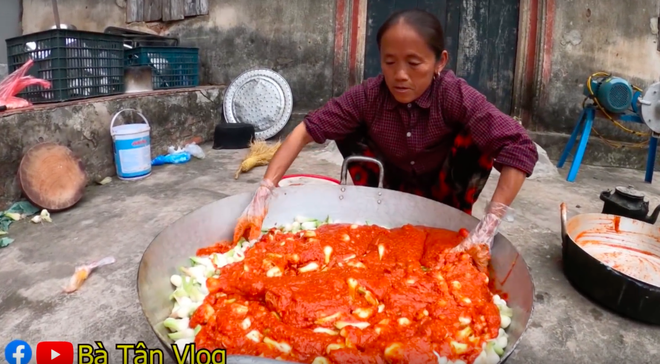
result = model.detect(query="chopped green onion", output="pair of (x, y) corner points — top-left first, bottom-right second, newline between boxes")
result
(295, 215), (317, 223)
(168, 328), (195, 340)
(164, 317), (190, 332)
(301, 221), (318, 230)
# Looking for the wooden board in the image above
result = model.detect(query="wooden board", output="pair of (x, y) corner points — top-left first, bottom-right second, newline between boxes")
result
(126, 0), (144, 23)
(143, 0), (162, 22)
(184, 0), (209, 16)
(128, 0), (207, 22)
(19, 143), (87, 211)
(163, 0), (185, 21)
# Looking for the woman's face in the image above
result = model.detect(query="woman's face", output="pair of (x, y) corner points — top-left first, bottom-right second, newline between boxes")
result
(380, 21), (448, 104)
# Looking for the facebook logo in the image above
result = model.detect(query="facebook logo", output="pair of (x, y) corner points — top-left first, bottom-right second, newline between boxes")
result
(4, 340), (32, 364)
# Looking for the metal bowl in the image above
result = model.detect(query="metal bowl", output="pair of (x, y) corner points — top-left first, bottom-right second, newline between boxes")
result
(560, 203), (660, 324)
(138, 159), (535, 363)
(50, 24), (77, 30)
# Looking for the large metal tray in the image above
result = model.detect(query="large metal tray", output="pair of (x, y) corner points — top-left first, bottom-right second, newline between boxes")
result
(138, 158), (535, 363)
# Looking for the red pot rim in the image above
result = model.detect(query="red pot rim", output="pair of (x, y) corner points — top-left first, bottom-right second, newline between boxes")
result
(280, 174), (340, 184)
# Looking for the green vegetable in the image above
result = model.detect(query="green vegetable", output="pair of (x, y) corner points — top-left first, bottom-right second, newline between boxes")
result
(168, 328), (195, 340)
(182, 277), (205, 302)
(485, 342), (500, 363)
(497, 304), (513, 317)
(190, 257), (214, 273)
(301, 221), (318, 230)
(164, 317), (190, 332)
(3, 212), (22, 221)
(170, 274), (183, 287)
(294, 215), (317, 223)
(169, 276), (194, 302)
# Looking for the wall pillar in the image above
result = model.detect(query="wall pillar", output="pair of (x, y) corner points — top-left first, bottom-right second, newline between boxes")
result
(332, 0), (368, 97)
(511, 0), (556, 129)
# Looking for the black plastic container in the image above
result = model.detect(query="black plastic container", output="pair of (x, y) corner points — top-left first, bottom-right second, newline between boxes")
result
(5, 29), (125, 103)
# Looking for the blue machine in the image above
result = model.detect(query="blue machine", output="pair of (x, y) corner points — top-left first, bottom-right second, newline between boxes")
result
(558, 72), (660, 183)
(582, 75), (641, 114)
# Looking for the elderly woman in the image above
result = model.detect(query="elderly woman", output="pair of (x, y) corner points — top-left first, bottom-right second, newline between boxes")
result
(234, 9), (538, 267)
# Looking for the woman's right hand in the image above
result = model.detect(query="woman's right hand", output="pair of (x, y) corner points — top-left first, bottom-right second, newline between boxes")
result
(232, 122), (315, 244)
(233, 178), (276, 243)
(451, 201), (510, 272)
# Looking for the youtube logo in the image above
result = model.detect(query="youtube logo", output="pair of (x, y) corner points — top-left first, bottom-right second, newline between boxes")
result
(36, 342), (73, 364)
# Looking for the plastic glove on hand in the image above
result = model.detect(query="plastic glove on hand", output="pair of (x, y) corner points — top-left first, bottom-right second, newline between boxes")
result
(452, 202), (511, 272)
(233, 179), (276, 244)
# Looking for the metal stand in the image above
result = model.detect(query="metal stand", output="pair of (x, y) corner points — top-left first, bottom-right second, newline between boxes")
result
(557, 104), (658, 183)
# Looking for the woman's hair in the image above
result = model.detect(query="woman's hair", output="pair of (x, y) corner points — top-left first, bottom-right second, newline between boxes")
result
(376, 9), (445, 60)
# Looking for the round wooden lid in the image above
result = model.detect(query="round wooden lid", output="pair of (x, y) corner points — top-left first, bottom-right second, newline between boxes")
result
(19, 142), (87, 211)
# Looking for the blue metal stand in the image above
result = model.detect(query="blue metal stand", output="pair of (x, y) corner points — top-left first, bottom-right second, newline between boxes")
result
(557, 105), (658, 183)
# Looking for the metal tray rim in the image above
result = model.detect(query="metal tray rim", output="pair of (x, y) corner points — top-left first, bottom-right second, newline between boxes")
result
(223, 68), (293, 140)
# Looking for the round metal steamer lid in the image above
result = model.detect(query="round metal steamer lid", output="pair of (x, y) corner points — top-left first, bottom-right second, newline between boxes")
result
(223, 69), (293, 140)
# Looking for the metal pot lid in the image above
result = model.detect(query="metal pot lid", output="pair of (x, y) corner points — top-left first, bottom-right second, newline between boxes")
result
(639, 81), (660, 134)
(223, 69), (293, 140)
(614, 185), (645, 199)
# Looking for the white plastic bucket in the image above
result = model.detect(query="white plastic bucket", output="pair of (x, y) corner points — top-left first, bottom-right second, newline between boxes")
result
(110, 109), (152, 180)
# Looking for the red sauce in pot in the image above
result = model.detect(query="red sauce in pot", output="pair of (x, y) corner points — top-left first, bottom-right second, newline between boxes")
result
(192, 224), (501, 364)
(197, 242), (233, 256)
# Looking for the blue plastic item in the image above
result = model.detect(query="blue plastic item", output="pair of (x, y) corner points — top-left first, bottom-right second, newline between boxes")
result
(152, 151), (191, 166)
(582, 76), (634, 114)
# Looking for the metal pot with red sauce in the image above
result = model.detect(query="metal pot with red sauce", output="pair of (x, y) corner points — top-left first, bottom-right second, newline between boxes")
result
(176, 223), (511, 364)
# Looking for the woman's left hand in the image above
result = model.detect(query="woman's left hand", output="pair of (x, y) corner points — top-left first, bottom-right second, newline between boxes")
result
(452, 201), (511, 271)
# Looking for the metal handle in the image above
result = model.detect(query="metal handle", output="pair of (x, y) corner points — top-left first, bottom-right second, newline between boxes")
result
(339, 156), (385, 188)
(638, 98), (652, 106)
(560, 202), (568, 238)
(110, 108), (150, 136)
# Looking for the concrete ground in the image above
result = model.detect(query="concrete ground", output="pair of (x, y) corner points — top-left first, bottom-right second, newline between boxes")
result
(0, 142), (659, 364)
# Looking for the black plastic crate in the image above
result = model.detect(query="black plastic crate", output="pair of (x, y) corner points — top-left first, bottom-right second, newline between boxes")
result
(125, 47), (199, 90)
(5, 29), (125, 103)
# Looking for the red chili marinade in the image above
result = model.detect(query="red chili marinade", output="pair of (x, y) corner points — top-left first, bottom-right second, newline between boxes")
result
(197, 242), (233, 256)
(191, 224), (501, 364)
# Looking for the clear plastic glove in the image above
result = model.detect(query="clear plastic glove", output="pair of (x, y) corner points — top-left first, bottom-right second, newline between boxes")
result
(233, 179), (276, 243)
(184, 143), (205, 159)
(63, 256), (116, 293)
(452, 201), (512, 272)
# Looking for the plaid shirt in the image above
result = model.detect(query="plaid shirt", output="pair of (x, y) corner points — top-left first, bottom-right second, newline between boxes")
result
(304, 70), (539, 176)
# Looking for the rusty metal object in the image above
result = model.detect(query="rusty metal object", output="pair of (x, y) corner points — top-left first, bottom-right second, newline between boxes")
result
(19, 142), (87, 211)
(561, 202), (660, 324)
(138, 156), (535, 363)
